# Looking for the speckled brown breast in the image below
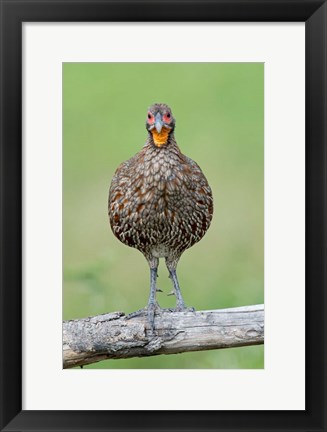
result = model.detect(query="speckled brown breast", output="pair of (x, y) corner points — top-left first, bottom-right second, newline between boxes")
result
(108, 138), (213, 261)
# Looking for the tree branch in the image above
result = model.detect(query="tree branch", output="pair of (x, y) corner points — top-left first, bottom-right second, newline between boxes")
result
(63, 304), (264, 368)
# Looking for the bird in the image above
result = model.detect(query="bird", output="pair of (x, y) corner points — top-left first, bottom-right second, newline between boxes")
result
(108, 103), (214, 329)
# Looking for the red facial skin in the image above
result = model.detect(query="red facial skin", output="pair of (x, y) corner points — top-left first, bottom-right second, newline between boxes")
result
(147, 112), (172, 127)
(147, 112), (155, 124)
(162, 113), (172, 124)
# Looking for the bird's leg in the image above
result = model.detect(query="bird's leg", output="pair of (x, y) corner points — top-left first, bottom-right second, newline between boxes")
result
(169, 269), (186, 310)
(126, 258), (161, 329)
(166, 259), (195, 312)
(147, 267), (159, 329)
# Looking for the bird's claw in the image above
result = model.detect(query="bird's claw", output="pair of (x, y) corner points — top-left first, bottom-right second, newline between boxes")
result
(125, 303), (163, 331)
(147, 302), (163, 331)
(147, 302), (156, 330)
(125, 308), (148, 320)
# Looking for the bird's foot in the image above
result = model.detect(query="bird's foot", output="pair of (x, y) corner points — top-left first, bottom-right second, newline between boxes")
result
(125, 302), (163, 331)
(147, 301), (163, 331)
(125, 308), (148, 319)
(174, 303), (195, 313)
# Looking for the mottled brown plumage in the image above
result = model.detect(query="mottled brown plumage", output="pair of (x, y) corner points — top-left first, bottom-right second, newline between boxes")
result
(109, 103), (213, 329)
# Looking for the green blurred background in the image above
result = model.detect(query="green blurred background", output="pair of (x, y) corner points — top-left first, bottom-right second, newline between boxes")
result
(63, 63), (264, 369)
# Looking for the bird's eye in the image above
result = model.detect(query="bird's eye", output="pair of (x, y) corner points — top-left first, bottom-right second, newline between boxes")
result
(163, 112), (172, 123)
(147, 112), (155, 124)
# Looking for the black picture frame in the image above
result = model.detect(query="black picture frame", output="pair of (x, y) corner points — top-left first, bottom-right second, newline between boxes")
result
(0, 0), (326, 431)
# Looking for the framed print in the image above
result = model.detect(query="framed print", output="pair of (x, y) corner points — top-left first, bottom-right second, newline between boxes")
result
(0, 1), (326, 431)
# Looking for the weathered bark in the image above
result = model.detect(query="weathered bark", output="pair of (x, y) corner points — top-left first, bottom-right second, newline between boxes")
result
(63, 304), (264, 368)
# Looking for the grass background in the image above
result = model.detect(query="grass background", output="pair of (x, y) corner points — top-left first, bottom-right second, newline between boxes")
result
(63, 63), (264, 369)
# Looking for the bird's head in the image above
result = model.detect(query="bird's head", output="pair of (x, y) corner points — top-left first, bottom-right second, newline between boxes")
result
(146, 103), (175, 147)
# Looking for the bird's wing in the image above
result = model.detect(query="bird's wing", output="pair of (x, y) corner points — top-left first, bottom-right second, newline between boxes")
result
(183, 155), (213, 197)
